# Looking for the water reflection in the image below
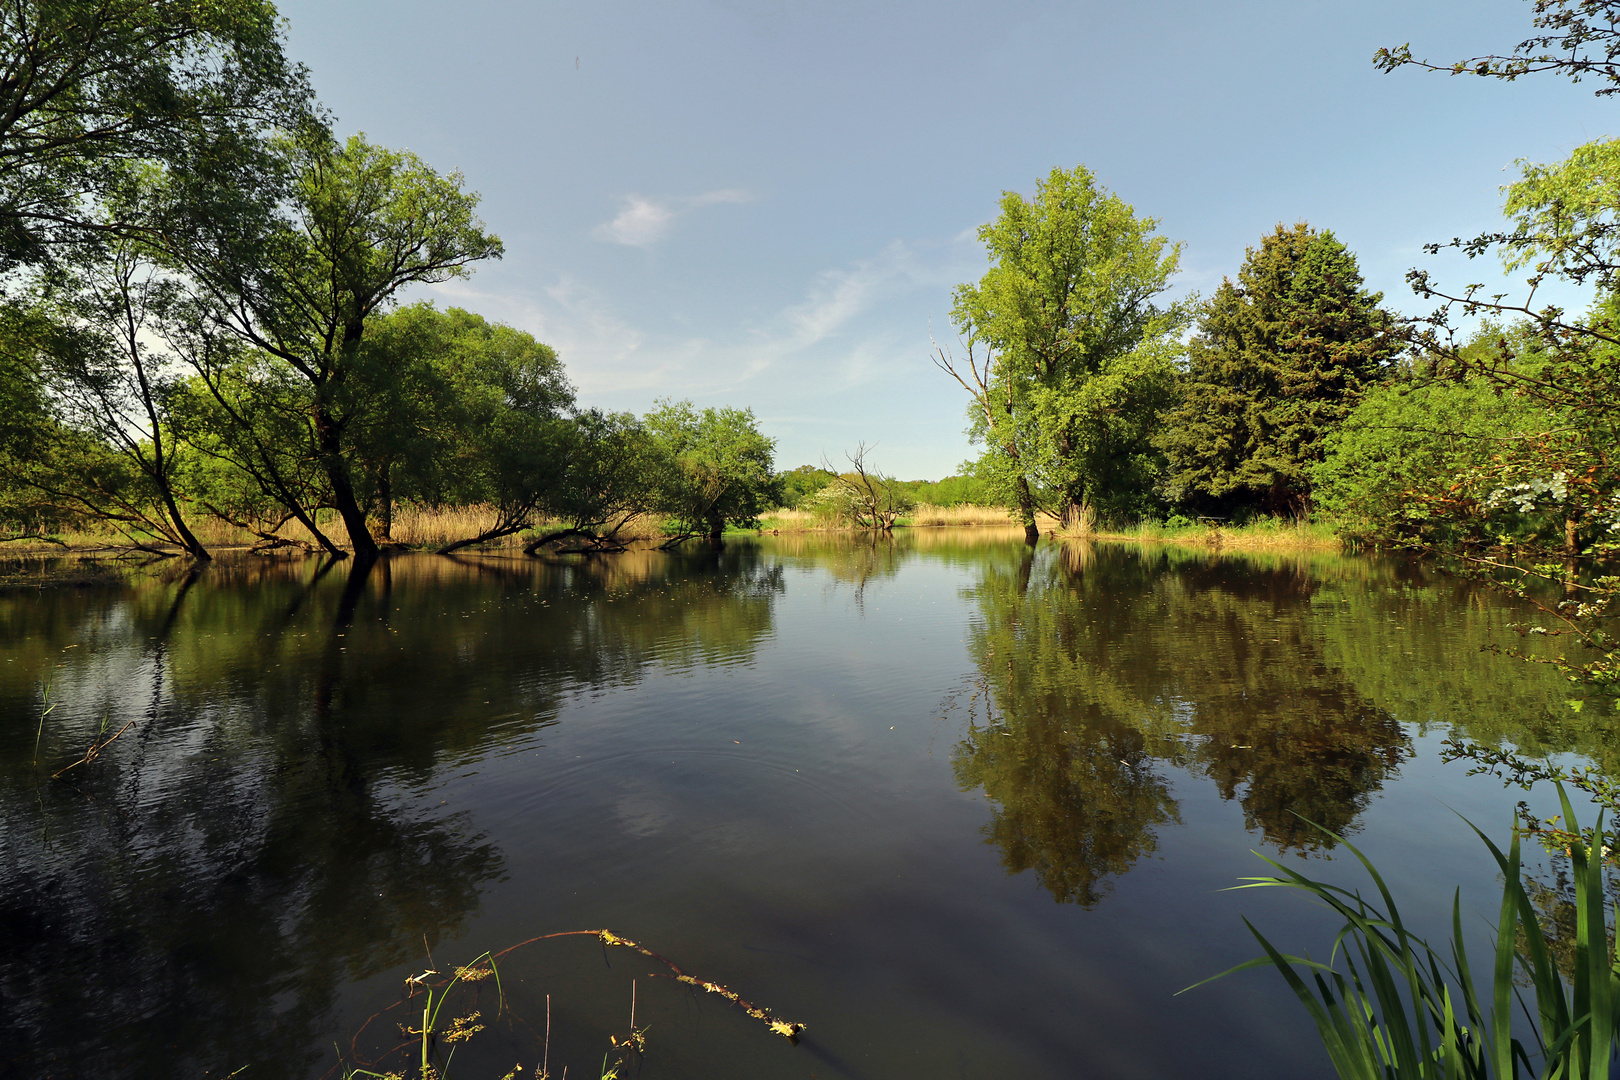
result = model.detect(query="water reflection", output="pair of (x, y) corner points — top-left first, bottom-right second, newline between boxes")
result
(952, 543), (1412, 905)
(0, 549), (783, 1079)
(0, 535), (1602, 1079)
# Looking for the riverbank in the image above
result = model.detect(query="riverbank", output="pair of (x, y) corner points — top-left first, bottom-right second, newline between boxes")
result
(0, 503), (1345, 555)
(1067, 517), (1343, 551)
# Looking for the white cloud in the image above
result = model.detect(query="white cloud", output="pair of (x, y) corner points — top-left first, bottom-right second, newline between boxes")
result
(594, 196), (676, 246)
(592, 188), (755, 246)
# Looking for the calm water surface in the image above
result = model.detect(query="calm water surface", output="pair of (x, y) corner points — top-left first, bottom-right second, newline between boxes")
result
(0, 532), (1599, 1079)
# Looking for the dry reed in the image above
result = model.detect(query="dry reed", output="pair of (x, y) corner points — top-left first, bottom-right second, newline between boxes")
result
(6, 503), (1342, 553)
(1065, 517), (1343, 551)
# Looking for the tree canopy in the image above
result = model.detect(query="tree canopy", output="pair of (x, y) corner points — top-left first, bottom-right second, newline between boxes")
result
(1159, 223), (1396, 516)
(0, 0), (314, 270)
(644, 400), (777, 542)
(160, 132), (504, 557)
(943, 164), (1187, 538)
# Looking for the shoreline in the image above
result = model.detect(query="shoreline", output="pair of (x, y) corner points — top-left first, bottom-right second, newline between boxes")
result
(1, 519), (1346, 560)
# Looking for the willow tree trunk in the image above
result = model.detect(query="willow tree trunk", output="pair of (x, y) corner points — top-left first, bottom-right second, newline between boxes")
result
(1015, 476), (1039, 545)
(374, 465), (393, 542)
(159, 488), (211, 561)
(314, 405), (375, 560)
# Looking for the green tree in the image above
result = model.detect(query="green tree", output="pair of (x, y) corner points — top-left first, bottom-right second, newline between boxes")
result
(906, 472), (991, 507)
(11, 245), (223, 557)
(0, 1), (315, 552)
(0, 305), (82, 540)
(166, 339), (346, 553)
(159, 132), (503, 558)
(356, 304), (574, 553)
(940, 165), (1187, 539)
(1311, 324), (1557, 544)
(1371, 21), (1620, 725)
(776, 464), (836, 509)
(644, 399), (777, 544)
(0, 0), (313, 270)
(1160, 223), (1396, 517)
(522, 408), (661, 553)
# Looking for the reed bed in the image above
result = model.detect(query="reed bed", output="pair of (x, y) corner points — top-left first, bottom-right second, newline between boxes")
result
(5, 503), (1342, 554)
(909, 503), (1058, 527)
(1193, 788), (1619, 1079)
(1070, 516), (1343, 551)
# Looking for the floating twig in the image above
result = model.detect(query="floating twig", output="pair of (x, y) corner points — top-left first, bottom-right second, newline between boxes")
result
(51, 717), (136, 778)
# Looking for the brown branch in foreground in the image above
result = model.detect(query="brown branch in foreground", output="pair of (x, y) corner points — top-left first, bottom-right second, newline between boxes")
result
(50, 717), (137, 778)
(340, 928), (804, 1075)
(594, 930), (806, 1041)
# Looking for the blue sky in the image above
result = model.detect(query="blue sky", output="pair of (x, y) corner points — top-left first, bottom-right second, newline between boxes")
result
(276, 0), (1614, 479)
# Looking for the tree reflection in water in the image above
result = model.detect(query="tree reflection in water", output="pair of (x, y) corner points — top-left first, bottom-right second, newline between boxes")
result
(953, 542), (1410, 906)
(0, 549), (783, 1079)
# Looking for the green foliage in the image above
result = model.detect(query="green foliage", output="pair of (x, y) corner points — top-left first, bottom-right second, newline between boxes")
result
(775, 464), (836, 508)
(167, 342), (341, 548)
(156, 131), (504, 556)
(535, 408), (661, 545)
(777, 468), (994, 519)
(357, 304), (574, 550)
(1199, 791), (1620, 1080)
(0, 304), (81, 534)
(1312, 327), (1554, 541)
(1502, 138), (1620, 292)
(1334, 133), (1620, 732)
(1025, 333), (1182, 522)
(644, 399), (777, 541)
(1160, 223), (1397, 516)
(947, 164), (1188, 531)
(0, 0), (314, 271)
(901, 472), (993, 506)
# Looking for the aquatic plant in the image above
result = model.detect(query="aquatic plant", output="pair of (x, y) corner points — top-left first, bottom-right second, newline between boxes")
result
(336, 929), (803, 1080)
(1195, 788), (1619, 1078)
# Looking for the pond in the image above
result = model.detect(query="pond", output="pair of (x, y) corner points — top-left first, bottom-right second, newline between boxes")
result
(0, 532), (1602, 1079)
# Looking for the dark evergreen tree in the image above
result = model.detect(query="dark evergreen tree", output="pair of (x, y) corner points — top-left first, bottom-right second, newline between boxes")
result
(1160, 223), (1396, 516)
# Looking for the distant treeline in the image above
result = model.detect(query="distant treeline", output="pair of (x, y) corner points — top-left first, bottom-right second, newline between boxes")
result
(933, 164), (1619, 554)
(776, 467), (989, 511)
(0, 4), (778, 559)
(0, 2), (1615, 563)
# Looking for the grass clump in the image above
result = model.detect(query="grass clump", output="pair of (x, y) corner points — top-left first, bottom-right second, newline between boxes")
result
(1195, 786), (1618, 1078)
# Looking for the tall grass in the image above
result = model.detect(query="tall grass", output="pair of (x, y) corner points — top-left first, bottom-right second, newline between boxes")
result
(1086, 515), (1341, 550)
(1195, 787), (1618, 1079)
(910, 503), (1060, 527)
(6, 503), (1341, 552)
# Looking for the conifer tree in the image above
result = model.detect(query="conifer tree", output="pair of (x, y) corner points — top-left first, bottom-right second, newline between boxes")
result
(1160, 223), (1395, 516)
